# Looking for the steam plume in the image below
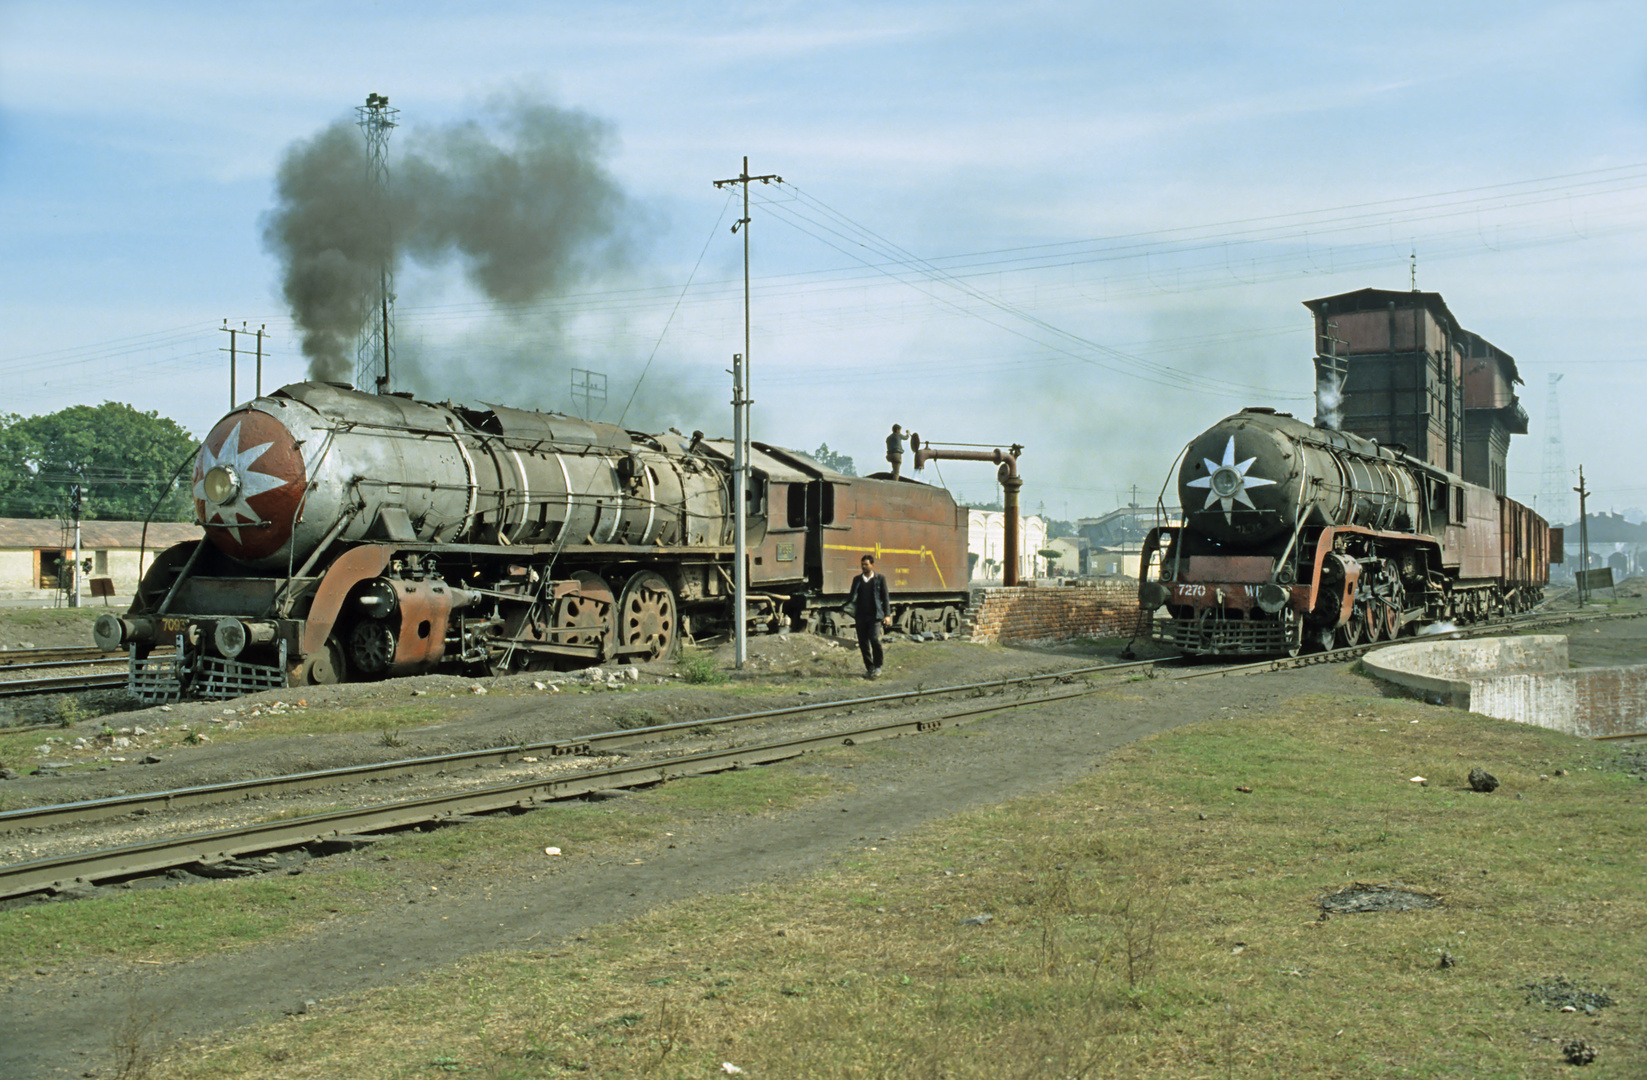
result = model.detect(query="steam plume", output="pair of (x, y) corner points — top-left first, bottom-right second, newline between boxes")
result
(1314, 371), (1343, 430)
(264, 122), (387, 380)
(262, 92), (635, 388)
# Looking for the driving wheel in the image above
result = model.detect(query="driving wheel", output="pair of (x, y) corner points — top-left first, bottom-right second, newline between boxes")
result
(1364, 596), (1384, 642)
(616, 571), (678, 662)
(1384, 578), (1405, 640)
(1336, 608), (1364, 648)
(553, 571), (615, 658)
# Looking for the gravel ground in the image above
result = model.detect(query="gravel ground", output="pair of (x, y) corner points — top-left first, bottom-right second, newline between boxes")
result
(1, 594), (1643, 1079)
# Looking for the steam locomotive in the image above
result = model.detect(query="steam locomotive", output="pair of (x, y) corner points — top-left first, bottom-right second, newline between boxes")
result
(95, 382), (969, 701)
(1136, 407), (1551, 656)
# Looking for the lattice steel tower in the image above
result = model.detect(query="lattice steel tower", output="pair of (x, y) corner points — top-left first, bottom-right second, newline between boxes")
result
(1539, 373), (1573, 525)
(355, 92), (398, 394)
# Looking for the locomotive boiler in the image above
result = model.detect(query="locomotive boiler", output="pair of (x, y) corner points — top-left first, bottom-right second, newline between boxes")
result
(96, 382), (970, 701)
(1136, 407), (1549, 656)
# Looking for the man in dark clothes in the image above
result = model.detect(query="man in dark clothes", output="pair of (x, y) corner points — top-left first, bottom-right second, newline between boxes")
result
(885, 424), (906, 480)
(844, 553), (891, 678)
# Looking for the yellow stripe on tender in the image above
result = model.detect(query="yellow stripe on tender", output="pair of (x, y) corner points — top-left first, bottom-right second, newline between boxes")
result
(824, 543), (947, 590)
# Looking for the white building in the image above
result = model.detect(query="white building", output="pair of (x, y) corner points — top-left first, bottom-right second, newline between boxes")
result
(0, 518), (200, 603)
(967, 510), (1047, 581)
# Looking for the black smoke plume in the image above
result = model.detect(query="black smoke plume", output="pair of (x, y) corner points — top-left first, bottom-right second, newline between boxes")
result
(263, 92), (635, 388)
(264, 122), (387, 380)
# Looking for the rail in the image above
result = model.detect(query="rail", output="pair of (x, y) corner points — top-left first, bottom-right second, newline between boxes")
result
(0, 674), (1144, 900)
(5, 607), (1638, 901)
(0, 654), (1180, 838)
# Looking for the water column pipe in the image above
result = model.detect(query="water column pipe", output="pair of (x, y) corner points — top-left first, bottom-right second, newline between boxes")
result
(911, 437), (1024, 586)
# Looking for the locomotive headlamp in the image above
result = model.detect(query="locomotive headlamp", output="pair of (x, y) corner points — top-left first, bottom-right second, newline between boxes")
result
(1209, 466), (1243, 499)
(202, 465), (240, 505)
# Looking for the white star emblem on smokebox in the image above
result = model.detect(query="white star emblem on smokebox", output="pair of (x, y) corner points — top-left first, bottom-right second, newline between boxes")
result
(1185, 435), (1277, 523)
(193, 421), (287, 544)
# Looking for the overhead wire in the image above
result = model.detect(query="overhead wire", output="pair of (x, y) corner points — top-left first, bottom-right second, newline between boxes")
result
(757, 183), (1304, 399)
(5, 161), (1647, 410)
(615, 190), (736, 427)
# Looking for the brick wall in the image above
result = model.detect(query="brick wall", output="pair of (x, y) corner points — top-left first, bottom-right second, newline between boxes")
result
(966, 580), (1149, 646)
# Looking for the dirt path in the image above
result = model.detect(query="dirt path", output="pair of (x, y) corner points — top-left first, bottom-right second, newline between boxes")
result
(3, 607), (1643, 1079)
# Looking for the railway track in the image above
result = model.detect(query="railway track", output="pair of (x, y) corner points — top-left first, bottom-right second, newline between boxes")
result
(0, 670), (130, 697)
(0, 647), (169, 697)
(0, 646), (124, 669)
(0, 655), (1187, 900)
(5, 605), (1637, 902)
(1171, 606), (1644, 680)
(2, 655), (1171, 835)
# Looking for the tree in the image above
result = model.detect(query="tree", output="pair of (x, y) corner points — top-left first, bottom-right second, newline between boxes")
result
(0, 403), (199, 521)
(811, 443), (857, 476)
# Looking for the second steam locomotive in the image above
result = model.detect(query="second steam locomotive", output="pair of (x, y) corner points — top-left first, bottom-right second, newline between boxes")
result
(1136, 406), (1550, 655)
(96, 382), (969, 701)
(1137, 288), (1553, 656)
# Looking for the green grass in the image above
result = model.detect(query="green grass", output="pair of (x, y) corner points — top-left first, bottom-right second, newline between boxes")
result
(0, 702), (468, 770)
(0, 607), (102, 635)
(203, 700), (460, 741)
(674, 651), (726, 684)
(645, 763), (834, 814)
(0, 871), (388, 961)
(127, 693), (1646, 1079)
(0, 729), (70, 775)
(0, 765), (841, 968)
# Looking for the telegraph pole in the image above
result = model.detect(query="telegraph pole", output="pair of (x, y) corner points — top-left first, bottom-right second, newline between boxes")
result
(221, 321), (238, 408)
(356, 92), (398, 394)
(730, 353), (749, 665)
(254, 323), (266, 398)
(223, 322), (269, 405)
(713, 157), (782, 668)
(1574, 466), (1590, 605)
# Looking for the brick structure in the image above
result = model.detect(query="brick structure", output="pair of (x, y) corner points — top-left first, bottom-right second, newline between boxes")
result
(964, 580), (1149, 646)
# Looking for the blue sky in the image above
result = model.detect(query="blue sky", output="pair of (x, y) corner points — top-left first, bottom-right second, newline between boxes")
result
(2, 1), (1644, 521)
